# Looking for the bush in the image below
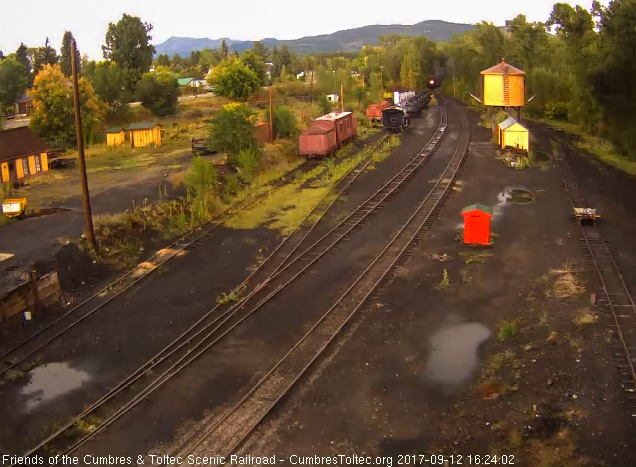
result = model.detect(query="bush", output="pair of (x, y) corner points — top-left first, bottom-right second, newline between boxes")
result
(185, 156), (218, 221)
(209, 103), (257, 156)
(208, 60), (261, 102)
(223, 173), (241, 197)
(137, 68), (179, 117)
(316, 95), (333, 115)
(264, 106), (298, 139)
(543, 101), (569, 121)
(234, 148), (260, 182)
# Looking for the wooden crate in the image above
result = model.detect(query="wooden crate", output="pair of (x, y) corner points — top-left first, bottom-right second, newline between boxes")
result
(0, 272), (60, 325)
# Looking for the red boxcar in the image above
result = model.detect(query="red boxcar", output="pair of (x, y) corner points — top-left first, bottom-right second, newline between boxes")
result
(366, 100), (390, 121)
(299, 111), (357, 157)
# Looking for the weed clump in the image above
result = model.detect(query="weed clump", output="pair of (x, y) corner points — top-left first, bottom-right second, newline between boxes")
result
(497, 320), (519, 341)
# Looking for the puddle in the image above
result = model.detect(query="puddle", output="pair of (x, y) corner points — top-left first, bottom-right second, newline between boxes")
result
(21, 362), (90, 411)
(509, 189), (534, 204)
(25, 207), (73, 218)
(426, 323), (491, 386)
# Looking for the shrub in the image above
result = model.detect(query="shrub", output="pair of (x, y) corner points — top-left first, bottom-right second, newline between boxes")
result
(264, 106), (298, 139)
(234, 148), (260, 182)
(209, 103), (257, 156)
(543, 101), (569, 121)
(185, 156), (218, 221)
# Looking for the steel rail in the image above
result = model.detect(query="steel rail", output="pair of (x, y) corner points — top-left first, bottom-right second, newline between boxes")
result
(27, 109), (448, 461)
(180, 105), (470, 457)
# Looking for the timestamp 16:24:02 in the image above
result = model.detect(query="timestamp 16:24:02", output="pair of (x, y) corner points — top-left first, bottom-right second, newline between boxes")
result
(398, 454), (515, 465)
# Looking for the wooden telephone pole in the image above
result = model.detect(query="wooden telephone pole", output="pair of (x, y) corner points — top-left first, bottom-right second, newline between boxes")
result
(340, 83), (345, 112)
(71, 40), (97, 248)
(269, 88), (274, 143)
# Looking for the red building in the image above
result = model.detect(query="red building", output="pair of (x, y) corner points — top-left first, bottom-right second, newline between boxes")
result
(461, 204), (493, 246)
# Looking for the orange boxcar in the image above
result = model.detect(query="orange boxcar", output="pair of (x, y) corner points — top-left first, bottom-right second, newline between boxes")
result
(299, 111), (357, 157)
(366, 100), (390, 121)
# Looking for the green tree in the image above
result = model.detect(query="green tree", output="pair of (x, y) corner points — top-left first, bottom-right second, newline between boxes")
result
(155, 54), (171, 67)
(137, 68), (179, 116)
(592, 0), (636, 156)
(33, 38), (59, 76)
(368, 72), (382, 103)
(220, 40), (230, 60)
(263, 105), (298, 139)
(272, 45), (292, 78)
(29, 64), (105, 143)
(241, 50), (267, 85)
(252, 41), (268, 61)
(85, 61), (125, 109)
(0, 58), (28, 113)
(208, 60), (261, 101)
(208, 103), (257, 156)
(15, 43), (31, 85)
(60, 32), (80, 77)
(102, 14), (155, 96)
(200, 48), (220, 71)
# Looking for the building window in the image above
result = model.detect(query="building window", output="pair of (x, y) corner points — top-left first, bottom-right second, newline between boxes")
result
(34, 155), (42, 172)
(22, 158), (29, 176)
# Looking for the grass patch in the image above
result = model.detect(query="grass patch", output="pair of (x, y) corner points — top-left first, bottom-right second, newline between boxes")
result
(574, 309), (598, 326)
(548, 263), (585, 298)
(436, 269), (450, 288)
(5, 369), (25, 380)
(216, 289), (241, 305)
(458, 252), (494, 264)
(481, 350), (516, 384)
(497, 320), (519, 341)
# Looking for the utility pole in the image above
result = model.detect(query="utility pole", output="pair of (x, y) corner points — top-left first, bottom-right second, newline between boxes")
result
(380, 66), (384, 92)
(71, 39), (97, 249)
(340, 83), (344, 112)
(269, 88), (274, 143)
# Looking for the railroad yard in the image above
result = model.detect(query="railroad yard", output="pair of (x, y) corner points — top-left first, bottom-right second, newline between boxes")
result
(1, 97), (636, 466)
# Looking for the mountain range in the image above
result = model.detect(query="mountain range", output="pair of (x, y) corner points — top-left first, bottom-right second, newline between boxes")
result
(154, 20), (474, 57)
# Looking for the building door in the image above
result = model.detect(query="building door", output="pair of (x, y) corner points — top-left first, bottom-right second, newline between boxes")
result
(7, 161), (17, 182)
(1, 162), (8, 183)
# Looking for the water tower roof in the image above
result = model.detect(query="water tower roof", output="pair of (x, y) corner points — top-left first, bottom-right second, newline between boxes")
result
(481, 59), (525, 75)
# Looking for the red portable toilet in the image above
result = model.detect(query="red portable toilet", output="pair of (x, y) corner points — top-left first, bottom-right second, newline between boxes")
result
(461, 204), (493, 246)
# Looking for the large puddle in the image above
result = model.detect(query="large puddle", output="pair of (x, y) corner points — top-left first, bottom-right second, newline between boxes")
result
(21, 362), (90, 411)
(426, 323), (491, 386)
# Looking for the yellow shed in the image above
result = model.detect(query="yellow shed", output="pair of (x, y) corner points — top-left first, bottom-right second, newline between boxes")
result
(498, 117), (529, 151)
(127, 122), (162, 149)
(481, 59), (526, 108)
(0, 127), (50, 184)
(106, 127), (125, 146)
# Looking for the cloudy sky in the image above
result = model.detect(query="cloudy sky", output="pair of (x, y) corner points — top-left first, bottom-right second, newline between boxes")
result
(1, 0), (598, 60)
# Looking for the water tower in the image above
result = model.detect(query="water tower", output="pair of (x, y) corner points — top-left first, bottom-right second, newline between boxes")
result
(480, 59), (526, 120)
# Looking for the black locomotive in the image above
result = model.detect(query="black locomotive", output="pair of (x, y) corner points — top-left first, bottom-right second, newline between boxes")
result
(382, 106), (410, 132)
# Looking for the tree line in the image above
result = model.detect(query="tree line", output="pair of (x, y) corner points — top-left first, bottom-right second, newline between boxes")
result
(442, 1), (636, 160)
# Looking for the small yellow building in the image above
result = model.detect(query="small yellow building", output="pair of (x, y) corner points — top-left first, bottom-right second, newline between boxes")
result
(498, 117), (529, 151)
(0, 127), (50, 184)
(127, 122), (162, 149)
(106, 126), (125, 146)
(481, 59), (526, 108)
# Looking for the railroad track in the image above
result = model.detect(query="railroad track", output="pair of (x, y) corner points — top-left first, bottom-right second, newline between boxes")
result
(552, 135), (636, 426)
(17, 108), (448, 462)
(0, 159), (314, 375)
(174, 103), (470, 457)
(0, 133), (390, 378)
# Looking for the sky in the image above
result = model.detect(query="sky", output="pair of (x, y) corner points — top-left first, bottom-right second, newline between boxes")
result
(0, 0), (600, 60)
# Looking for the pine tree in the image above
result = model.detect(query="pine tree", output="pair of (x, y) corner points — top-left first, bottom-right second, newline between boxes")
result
(60, 31), (80, 77)
(220, 40), (230, 60)
(15, 43), (30, 74)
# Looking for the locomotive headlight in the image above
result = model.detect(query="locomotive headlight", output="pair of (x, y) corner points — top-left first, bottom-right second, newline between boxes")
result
(429, 80), (435, 85)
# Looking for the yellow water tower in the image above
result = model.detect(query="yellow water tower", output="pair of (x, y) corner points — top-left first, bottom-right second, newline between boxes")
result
(481, 59), (526, 115)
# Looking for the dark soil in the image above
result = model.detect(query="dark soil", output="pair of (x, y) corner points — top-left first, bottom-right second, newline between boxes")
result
(233, 108), (636, 466)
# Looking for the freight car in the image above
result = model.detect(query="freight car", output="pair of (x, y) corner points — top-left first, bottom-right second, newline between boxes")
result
(404, 91), (432, 116)
(382, 106), (410, 132)
(299, 111), (358, 157)
(366, 100), (391, 123)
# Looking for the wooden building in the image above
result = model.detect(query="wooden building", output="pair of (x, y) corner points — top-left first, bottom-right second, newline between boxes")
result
(497, 117), (529, 151)
(0, 127), (50, 184)
(127, 122), (162, 148)
(105, 126), (125, 146)
(14, 94), (34, 116)
(480, 60), (526, 108)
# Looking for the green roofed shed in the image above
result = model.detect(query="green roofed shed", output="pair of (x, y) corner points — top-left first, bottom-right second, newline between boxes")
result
(461, 203), (493, 215)
(178, 78), (194, 86)
(126, 122), (160, 131)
